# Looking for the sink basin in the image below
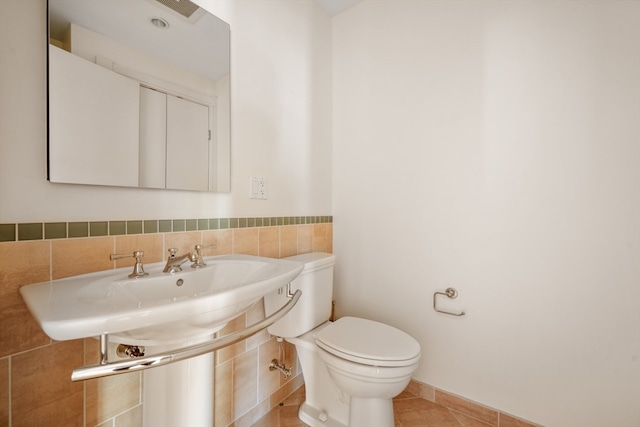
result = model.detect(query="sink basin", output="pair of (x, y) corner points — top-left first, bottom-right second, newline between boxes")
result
(20, 254), (303, 345)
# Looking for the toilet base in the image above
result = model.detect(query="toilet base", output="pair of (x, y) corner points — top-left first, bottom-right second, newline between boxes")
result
(299, 401), (347, 427)
(349, 397), (394, 427)
(297, 393), (396, 427)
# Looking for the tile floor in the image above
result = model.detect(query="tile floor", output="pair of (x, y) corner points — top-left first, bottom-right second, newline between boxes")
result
(251, 386), (495, 427)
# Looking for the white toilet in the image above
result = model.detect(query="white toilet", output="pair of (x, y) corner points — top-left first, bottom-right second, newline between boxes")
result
(264, 252), (421, 427)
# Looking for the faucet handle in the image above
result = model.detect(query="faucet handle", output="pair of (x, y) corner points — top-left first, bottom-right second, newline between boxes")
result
(194, 244), (216, 253)
(110, 250), (145, 261)
(110, 251), (149, 279)
(191, 244), (216, 268)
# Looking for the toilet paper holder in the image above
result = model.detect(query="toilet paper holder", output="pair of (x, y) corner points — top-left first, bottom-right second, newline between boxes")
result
(433, 288), (466, 317)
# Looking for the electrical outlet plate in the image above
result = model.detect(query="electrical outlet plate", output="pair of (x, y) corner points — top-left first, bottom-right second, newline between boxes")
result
(249, 176), (267, 199)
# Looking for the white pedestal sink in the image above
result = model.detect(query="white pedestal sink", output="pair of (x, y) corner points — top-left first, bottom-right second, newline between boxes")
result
(20, 254), (304, 426)
(20, 254), (303, 344)
(143, 337), (215, 427)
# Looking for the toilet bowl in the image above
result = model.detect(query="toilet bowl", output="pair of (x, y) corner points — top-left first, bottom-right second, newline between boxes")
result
(264, 253), (421, 427)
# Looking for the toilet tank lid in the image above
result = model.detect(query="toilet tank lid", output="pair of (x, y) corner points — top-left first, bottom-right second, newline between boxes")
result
(284, 252), (335, 272)
(315, 317), (421, 366)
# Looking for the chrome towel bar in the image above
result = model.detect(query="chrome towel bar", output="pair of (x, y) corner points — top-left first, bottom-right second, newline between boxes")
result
(71, 289), (301, 381)
(433, 287), (465, 317)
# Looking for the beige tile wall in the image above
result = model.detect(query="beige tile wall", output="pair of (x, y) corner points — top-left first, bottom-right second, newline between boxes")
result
(0, 223), (332, 427)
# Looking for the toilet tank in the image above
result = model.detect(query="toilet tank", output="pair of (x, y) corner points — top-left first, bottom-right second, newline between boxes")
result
(264, 252), (335, 338)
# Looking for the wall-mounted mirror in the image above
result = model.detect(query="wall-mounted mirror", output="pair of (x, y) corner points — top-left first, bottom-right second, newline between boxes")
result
(47, 0), (231, 192)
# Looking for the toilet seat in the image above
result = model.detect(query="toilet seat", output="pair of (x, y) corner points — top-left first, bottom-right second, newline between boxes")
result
(315, 317), (421, 367)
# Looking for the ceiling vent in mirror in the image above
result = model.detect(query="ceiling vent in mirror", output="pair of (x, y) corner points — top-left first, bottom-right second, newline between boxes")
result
(152, 0), (206, 23)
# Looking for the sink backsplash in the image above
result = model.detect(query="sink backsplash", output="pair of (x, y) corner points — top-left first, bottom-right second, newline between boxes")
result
(0, 216), (332, 427)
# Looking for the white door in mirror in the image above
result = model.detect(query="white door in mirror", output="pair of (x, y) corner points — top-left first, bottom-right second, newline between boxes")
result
(49, 45), (140, 187)
(166, 96), (210, 191)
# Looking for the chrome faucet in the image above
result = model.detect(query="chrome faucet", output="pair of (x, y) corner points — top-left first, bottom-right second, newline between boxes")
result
(162, 248), (195, 273)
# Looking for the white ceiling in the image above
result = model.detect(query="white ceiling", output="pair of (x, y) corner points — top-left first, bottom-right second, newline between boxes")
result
(48, 0), (361, 83)
(316, 0), (362, 16)
(49, 0), (230, 81)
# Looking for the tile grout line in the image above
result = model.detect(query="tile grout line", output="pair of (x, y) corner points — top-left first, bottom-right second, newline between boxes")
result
(7, 356), (11, 427)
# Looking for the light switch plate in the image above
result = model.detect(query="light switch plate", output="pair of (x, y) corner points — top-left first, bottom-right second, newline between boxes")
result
(249, 176), (268, 199)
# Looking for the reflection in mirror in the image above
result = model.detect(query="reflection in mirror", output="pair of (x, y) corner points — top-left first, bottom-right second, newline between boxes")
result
(47, 0), (231, 192)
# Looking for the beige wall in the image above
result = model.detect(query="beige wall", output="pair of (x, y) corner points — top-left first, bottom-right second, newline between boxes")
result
(0, 223), (332, 426)
(5, 0), (639, 426)
(333, 1), (640, 426)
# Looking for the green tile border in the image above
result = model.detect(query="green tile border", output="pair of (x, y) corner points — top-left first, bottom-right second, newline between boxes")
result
(172, 219), (186, 232)
(0, 216), (332, 242)
(186, 219), (198, 231)
(158, 220), (172, 233)
(127, 220), (143, 235)
(44, 222), (66, 239)
(0, 223), (16, 242)
(143, 220), (158, 234)
(90, 221), (108, 237)
(109, 221), (126, 236)
(18, 223), (43, 241)
(69, 222), (89, 238)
